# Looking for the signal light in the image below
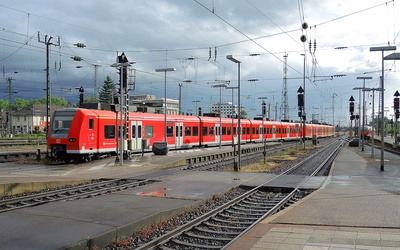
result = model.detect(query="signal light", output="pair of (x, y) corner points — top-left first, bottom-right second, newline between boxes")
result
(297, 94), (304, 107)
(349, 102), (354, 113)
(394, 97), (399, 110)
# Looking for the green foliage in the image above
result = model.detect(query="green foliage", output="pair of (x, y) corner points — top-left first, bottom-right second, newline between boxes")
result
(83, 95), (98, 104)
(0, 99), (9, 111)
(240, 109), (247, 119)
(0, 97), (70, 111)
(99, 75), (118, 104)
(13, 98), (34, 110)
(34, 97), (70, 106)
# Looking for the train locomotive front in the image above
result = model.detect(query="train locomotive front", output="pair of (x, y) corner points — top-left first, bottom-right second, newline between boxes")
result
(48, 108), (117, 163)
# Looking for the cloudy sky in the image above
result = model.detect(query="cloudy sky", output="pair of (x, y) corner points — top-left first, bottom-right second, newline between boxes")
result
(1, 0), (400, 125)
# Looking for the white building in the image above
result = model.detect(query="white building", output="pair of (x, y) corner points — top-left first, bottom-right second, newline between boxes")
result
(129, 95), (179, 115)
(210, 102), (238, 118)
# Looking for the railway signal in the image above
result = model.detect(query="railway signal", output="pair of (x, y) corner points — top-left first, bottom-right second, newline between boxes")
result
(394, 90), (400, 147)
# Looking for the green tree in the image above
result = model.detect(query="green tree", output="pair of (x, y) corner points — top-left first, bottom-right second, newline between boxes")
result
(240, 109), (247, 119)
(0, 99), (9, 111)
(34, 97), (70, 106)
(84, 95), (98, 103)
(12, 98), (33, 110)
(99, 75), (117, 104)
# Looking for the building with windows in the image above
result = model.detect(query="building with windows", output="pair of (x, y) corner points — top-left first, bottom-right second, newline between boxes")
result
(128, 95), (179, 115)
(11, 104), (65, 134)
(210, 102), (238, 118)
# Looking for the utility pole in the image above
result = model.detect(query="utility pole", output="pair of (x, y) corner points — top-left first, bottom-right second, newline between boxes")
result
(332, 93), (338, 127)
(280, 54), (289, 121)
(7, 77), (13, 136)
(93, 64), (100, 100)
(38, 32), (60, 157)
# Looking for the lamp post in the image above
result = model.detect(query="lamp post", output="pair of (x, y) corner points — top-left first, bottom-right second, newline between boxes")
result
(225, 86), (238, 147)
(192, 100), (201, 115)
(301, 54), (306, 148)
(6, 75), (17, 136)
(226, 55), (241, 171)
(211, 83), (229, 148)
(370, 46), (396, 171)
(353, 87), (362, 148)
(356, 76), (372, 151)
(155, 67), (176, 143)
(178, 79), (192, 115)
(365, 88), (382, 157)
(384, 52), (400, 147)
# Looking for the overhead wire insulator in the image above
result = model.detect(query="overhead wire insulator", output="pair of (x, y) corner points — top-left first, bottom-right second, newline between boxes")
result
(314, 39), (317, 53)
(71, 56), (83, 61)
(74, 43), (86, 48)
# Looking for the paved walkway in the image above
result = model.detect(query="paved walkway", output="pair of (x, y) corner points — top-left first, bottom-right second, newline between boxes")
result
(228, 143), (400, 250)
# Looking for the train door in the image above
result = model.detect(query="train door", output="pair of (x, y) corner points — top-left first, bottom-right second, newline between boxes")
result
(85, 115), (97, 152)
(175, 122), (183, 149)
(131, 121), (143, 151)
(216, 123), (221, 146)
(272, 125), (276, 139)
(286, 125), (290, 139)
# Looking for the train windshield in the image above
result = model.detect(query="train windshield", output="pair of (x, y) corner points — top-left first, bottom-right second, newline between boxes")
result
(50, 109), (77, 138)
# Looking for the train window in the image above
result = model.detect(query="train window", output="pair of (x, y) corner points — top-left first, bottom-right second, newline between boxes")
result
(193, 126), (199, 136)
(145, 126), (153, 138)
(132, 125), (136, 138)
(104, 125), (115, 139)
(227, 127), (231, 135)
(209, 126), (214, 135)
(233, 127), (237, 135)
(138, 125), (142, 138)
(247, 127), (250, 135)
(202, 126), (208, 136)
(167, 126), (173, 137)
(222, 127), (227, 135)
(185, 126), (191, 136)
(89, 119), (94, 130)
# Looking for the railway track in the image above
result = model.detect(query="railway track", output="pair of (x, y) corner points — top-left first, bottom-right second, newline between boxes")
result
(0, 178), (156, 213)
(0, 138), (46, 147)
(182, 141), (299, 171)
(134, 138), (344, 250)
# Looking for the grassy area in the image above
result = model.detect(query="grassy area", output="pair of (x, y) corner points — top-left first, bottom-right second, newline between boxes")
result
(237, 146), (313, 173)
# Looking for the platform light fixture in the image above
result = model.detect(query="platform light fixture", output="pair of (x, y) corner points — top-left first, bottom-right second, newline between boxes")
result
(370, 45), (396, 171)
(155, 67), (176, 143)
(226, 55), (241, 171)
(356, 76), (373, 151)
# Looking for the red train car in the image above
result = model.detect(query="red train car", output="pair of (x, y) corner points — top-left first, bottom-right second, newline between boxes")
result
(48, 108), (336, 162)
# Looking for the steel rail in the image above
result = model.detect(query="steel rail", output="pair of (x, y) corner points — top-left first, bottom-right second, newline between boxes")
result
(0, 179), (154, 213)
(136, 138), (344, 250)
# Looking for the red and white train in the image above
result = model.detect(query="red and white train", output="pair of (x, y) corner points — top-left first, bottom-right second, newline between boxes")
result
(48, 108), (335, 162)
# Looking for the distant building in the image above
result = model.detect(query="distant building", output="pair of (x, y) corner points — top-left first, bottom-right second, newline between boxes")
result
(128, 95), (179, 115)
(210, 102), (238, 118)
(11, 104), (65, 134)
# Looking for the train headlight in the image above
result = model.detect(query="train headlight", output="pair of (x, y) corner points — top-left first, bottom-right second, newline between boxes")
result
(69, 138), (76, 142)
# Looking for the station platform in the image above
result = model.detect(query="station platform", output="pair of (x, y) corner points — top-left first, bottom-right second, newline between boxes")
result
(227, 143), (400, 250)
